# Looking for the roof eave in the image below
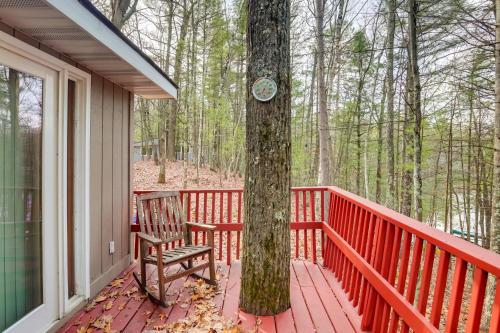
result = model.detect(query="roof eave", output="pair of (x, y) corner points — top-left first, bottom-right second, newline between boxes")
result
(45, 0), (177, 100)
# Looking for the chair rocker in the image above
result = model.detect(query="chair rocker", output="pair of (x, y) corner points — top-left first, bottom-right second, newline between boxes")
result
(132, 191), (216, 307)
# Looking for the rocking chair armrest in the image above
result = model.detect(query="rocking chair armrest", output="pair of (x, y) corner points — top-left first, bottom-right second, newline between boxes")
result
(185, 222), (216, 232)
(137, 232), (164, 246)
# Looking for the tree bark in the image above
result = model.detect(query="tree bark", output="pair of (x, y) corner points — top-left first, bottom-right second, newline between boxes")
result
(166, 0), (192, 161)
(491, 0), (500, 253)
(401, 66), (413, 217)
(158, 1), (175, 183)
(385, 0), (396, 208)
(240, 0), (291, 315)
(110, 0), (138, 30)
(375, 78), (387, 203)
(408, 0), (423, 221)
(315, 0), (332, 185)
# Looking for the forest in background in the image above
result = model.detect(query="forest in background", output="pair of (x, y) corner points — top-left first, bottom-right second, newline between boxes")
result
(92, 0), (496, 248)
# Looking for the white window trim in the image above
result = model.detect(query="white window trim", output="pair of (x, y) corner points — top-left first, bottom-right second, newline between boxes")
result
(0, 31), (92, 320)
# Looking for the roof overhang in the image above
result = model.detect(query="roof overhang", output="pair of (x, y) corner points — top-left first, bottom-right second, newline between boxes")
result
(0, 0), (177, 99)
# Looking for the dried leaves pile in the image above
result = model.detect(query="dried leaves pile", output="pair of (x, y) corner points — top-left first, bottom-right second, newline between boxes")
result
(145, 279), (244, 333)
(76, 273), (147, 333)
(74, 270), (245, 333)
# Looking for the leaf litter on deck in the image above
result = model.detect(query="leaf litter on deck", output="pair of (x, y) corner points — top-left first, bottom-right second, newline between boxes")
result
(75, 268), (253, 333)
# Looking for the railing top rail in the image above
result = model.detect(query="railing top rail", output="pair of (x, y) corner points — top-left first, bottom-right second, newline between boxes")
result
(134, 186), (328, 194)
(325, 186), (500, 277)
(134, 188), (243, 193)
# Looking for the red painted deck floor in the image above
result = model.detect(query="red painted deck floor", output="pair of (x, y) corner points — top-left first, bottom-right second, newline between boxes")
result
(58, 260), (360, 333)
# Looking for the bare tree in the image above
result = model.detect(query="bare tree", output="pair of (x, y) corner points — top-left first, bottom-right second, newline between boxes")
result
(385, 0), (396, 208)
(315, 0), (332, 185)
(110, 0), (138, 30)
(408, 0), (423, 221)
(491, 0), (500, 252)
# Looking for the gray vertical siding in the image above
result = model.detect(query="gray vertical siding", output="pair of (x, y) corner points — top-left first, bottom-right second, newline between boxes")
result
(89, 74), (103, 282)
(90, 73), (132, 291)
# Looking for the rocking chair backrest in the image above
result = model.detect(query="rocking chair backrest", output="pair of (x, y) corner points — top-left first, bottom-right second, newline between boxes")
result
(136, 191), (186, 243)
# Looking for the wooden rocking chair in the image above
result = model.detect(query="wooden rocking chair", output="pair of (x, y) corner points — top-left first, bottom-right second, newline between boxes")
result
(133, 191), (216, 306)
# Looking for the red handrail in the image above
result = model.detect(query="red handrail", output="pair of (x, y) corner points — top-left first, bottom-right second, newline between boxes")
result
(130, 186), (500, 332)
(322, 186), (500, 333)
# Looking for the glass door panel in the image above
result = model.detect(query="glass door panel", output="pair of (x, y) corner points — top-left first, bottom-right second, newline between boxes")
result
(0, 65), (44, 331)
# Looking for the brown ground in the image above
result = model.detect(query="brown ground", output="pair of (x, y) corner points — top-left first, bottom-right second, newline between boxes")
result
(133, 160), (243, 190)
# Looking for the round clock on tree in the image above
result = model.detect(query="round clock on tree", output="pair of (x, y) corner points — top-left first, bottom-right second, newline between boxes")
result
(252, 77), (277, 102)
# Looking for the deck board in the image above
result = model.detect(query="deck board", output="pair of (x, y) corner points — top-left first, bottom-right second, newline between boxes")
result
(58, 260), (360, 333)
(258, 315), (277, 333)
(305, 261), (356, 333)
(292, 261), (336, 333)
(290, 262), (316, 333)
(275, 309), (296, 333)
(222, 261), (241, 322)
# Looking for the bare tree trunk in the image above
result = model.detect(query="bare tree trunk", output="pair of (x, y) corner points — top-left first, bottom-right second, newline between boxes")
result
(240, 0), (291, 315)
(355, 72), (363, 195)
(167, 0), (192, 161)
(408, 0), (423, 221)
(445, 103), (455, 233)
(315, 0), (332, 185)
(197, 0), (208, 184)
(328, 0), (345, 176)
(110, 0), (138, 30)
(158, 2), (174, 183)
(429, 135), (443, 227)
(385, 0), (396, 208)
(491, 0), (500, 253)
(307, 54), (317, 181)
(401, 67), (413, 217)
(375, 79), (387, 203)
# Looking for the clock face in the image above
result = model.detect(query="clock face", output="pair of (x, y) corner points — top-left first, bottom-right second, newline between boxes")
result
(252, 77), (277, 102)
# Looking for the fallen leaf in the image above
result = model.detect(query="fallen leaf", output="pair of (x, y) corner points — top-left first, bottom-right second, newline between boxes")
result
(94, 295), (107, 303)
(76, 326), (93, 333)
(103, 300), (113, 311)
(85, 301), (96, 312)
(110, 278), (125, 287)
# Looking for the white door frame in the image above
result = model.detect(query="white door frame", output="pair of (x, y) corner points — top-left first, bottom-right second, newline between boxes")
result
(0, 31), (91, 332)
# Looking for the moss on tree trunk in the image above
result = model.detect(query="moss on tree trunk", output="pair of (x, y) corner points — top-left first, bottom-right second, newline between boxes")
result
(239, 0), (291, 316)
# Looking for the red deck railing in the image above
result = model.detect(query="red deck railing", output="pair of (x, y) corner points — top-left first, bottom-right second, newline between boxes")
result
(132, 188), (326, 264)
(131, 186), (500, 333)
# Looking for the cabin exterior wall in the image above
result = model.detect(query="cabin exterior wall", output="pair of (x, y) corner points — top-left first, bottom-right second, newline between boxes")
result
(89, 73), (133, 296)
(0, 21), (134, 297)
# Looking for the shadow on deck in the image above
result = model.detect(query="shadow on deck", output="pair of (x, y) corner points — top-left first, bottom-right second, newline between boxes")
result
(58, 260), (359, 333)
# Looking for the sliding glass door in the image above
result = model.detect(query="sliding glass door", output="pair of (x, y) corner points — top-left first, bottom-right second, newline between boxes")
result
(0, 48), (58, 333)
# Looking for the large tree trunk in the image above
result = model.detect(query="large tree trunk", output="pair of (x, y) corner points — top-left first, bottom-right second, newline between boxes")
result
(491, 0), (500, 253)
(240, 0), (291, 315)
(385, 0), (396, 208)
(315, 0), (332, 185)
